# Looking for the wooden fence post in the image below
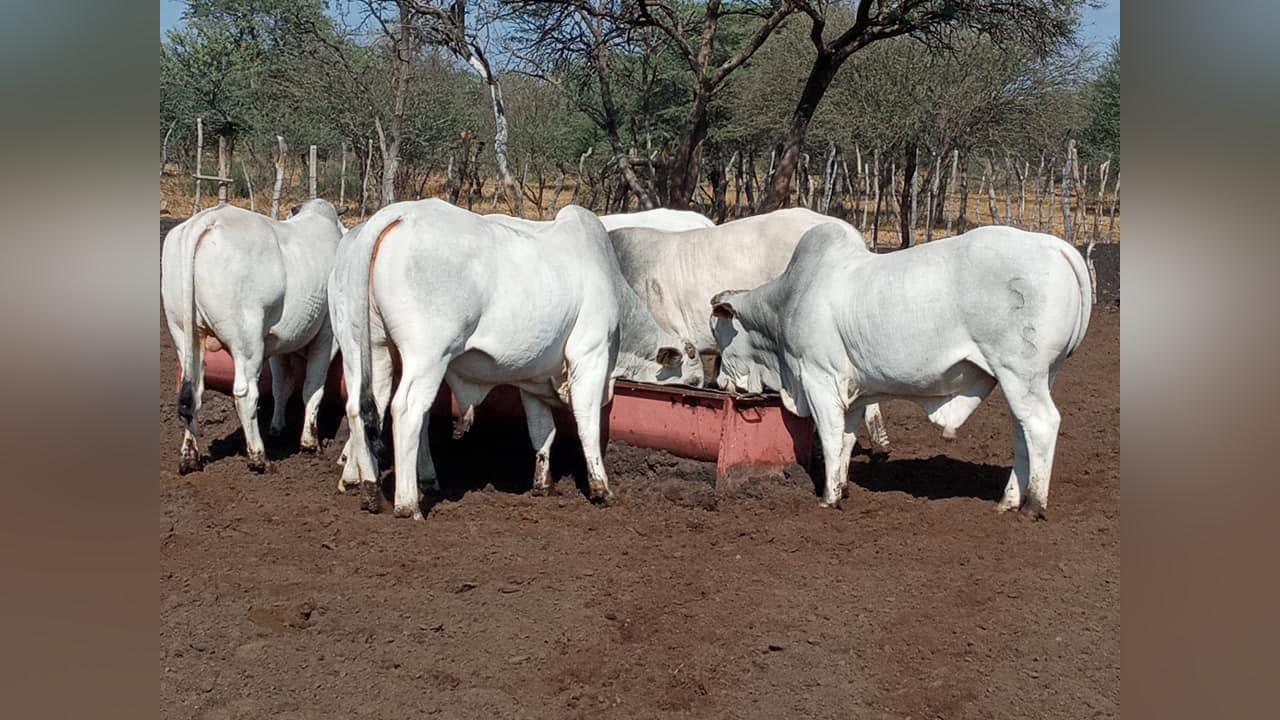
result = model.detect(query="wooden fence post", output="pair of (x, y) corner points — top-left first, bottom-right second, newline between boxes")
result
(983, 157), (999, 224)
(1107, 172), (1120, 243)
(1035, 151), (1046, 231)
(944, 149), (958, 236)
(871, 150), (883, 250)
(271, 135), (287, 220)
(192, 117), (203, 214)
(360, 138), (372, 220)
(308, 145), (318, 200)
(217, 135), (230, 205)
(339, 142), (347, 208)
(1061, 139), (1075, 243)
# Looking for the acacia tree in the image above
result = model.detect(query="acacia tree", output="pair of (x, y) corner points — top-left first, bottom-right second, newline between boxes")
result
(504, 0), (660, 208)
(757, 0), (1085, 211)
(505, 0), (797, 209)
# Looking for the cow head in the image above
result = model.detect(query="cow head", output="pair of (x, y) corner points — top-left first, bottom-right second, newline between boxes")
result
(653, 338), (704, 386)
(709, 289), (778, 394)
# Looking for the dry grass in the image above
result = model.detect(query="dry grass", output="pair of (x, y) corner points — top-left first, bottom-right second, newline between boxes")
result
(160, 169), (1120, 242)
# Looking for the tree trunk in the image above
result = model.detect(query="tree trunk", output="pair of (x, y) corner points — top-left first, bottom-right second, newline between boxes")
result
(667, 87), (712, 209)
(547, 163), (567, 219)
(192, 117), (203, 215)
(984, 158), (999, 224)
(759, 52), (839, 211)
(944, 149), (958, 236)
(900, 144), (917, 248)
(1107, 172), (1120, 242)
(819, 142), (838, 213)
(308, 145), (317, 200)
(240, 157), (255, 212)
(958, 163), (969, 233)
(161, 119), (177, 176)
(339, 142), (347, 207)
(1035, 151), (1046, 231)
(925, 152), (941, 242)
(271, 135), (287, 220)
(359, 138), (372, 220)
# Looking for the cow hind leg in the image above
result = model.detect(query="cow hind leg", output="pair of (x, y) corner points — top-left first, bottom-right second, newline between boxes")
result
(565, 352), (612, 505)
(176, 333), (205, 474)
(298, 335), (334, 452)
(998, 419), (1029, 512)
(521, 392), (558, 497)
(389, 359), (448, 520)
(993, 367), (1060, 520)
(267, 355), (295, 438)
(232, 344), (271, 473)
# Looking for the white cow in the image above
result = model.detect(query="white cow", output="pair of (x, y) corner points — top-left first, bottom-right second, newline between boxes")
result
(710, 224), (1092, 517)
(161, 199), (343, 474)
(609, 207), (889, 453)
(485, 207), (714, 234)
(331, 210), (704, 494)
(483, 212), (704, 386)
(342, 199), (638, 519)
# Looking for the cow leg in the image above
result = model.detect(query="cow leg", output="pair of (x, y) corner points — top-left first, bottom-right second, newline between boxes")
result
(232, 344), (271, 473)
(298, 334), (334, 452)
(862, 402), (890, 456)
(267, 354), (295, 438)
(350, 341), (396, 506)
(998, 418), (1028, 512)
(389, 359), (447, 520)
(520, 391), (558, 497)
(994, 368), (1060, 519)
(176, 332), (205, 474)
(565, 352), (612, 505)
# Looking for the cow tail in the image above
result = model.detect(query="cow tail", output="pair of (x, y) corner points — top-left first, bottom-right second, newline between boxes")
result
(355, 216), (402, 459)
(178, 221), (215, 423)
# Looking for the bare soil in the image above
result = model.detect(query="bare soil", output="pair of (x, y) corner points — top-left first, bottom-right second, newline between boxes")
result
(160, 220), (1119, 719)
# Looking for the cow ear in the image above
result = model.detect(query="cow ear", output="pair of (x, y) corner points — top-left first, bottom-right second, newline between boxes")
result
(337, 205), (349, 216)
(711, 301), (736, 319)
(656, 346), (681, 366)
(289, 203), (303, 217)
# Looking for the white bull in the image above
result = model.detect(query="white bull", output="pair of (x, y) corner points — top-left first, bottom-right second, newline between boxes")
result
(485, 207), (714, 234)
(710, 224), (1091, 517)
(342, 200), (632, 519)
(161, 199), (342, 473)
(609, 207), (889, 453)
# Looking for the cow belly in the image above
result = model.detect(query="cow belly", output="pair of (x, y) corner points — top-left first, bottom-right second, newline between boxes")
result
(267, 290), (328, 354)
(447, 343), (565, 387)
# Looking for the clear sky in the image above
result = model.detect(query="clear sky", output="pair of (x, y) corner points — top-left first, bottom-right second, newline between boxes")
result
(161, 0), (1120, 46)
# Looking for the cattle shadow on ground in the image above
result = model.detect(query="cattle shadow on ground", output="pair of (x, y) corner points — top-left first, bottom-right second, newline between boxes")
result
(203, 396), (344, 466)
(369, 412), (596, 515)
(846, 454), (1008, 502)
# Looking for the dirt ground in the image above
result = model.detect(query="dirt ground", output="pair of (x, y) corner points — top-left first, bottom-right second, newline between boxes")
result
(160, 221), (1119, 719)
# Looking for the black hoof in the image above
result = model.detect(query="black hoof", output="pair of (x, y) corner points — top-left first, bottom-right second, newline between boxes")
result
(359, 482), (382, 513)
(178, 456), (202, 475)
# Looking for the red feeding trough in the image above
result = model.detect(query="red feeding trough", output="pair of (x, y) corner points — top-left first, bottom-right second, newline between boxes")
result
(182, 349), (814, 488)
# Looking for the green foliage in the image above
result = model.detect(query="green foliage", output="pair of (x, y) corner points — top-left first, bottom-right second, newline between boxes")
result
(1082, 39), (1119, 162)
